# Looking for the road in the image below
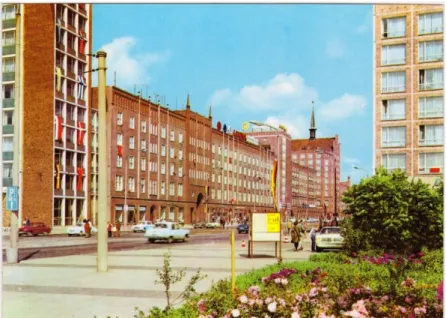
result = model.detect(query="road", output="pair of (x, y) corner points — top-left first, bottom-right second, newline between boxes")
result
(2, 230), (248, 263)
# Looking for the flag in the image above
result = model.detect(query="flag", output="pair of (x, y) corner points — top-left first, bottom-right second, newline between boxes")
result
(270, 160), (278, 211)
(77, 122), (85, 145)
(117, 145), (123, 157)
(77, 167), (83, 191)
(56, 164), (61, 189)
(56, 67), (62, 91)
(78, 30), (86, 54)
(54, 115), (63, 140)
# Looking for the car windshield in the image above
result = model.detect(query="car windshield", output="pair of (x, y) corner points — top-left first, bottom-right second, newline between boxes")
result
(155, 223), (168, 228)
(321, 227), (341, 234)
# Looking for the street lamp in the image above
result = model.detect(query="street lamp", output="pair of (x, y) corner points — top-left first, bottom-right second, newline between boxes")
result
(353, 165), (369, 178)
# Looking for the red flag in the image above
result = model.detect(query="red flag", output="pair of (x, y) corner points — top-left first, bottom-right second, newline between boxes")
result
(77, 122), (85, 145)
(78, 31), (86, 54)
(117, 145), (123, 157)
(77, 167), (83, 191)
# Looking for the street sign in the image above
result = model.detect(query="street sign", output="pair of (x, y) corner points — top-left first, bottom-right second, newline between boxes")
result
(6, 186), (19, 211)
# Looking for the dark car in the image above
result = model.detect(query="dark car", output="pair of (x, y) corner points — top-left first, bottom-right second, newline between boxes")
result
(237, 223), (249, 234)
(193, 222), (206, 229)
(19, 222), (51, 236)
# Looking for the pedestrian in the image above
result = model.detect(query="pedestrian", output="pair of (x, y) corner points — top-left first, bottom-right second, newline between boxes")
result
(88, 219), (93, 237)
(310, 226), (317, 252)
(107, 221), (112, 238)
(222, 218), (226, 230)
(83, 219), (91, 238)
(287, 219), (292, 236)
(115, 220), (121, 237)
(26, 219), (31, 226)
(291, 221), (301, 251)
(297, 219), (305, 250)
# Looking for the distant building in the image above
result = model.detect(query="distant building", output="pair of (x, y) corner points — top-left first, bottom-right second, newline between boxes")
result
(338, 176), (352, 213)
(373, 4), (444, 185)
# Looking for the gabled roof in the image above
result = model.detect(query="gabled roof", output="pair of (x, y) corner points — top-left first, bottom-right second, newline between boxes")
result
(291, 137), (336, 152)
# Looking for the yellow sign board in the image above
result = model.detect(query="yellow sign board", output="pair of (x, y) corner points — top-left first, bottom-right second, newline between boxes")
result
(242, 122), (249, 131)
(267, 213), (281, 232)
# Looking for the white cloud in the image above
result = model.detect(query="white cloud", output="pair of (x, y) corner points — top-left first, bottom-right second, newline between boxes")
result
(264, 115), (309, 139)
(96, 36), (170, 87)
(354, 12), (371, 34)
(325, 39), (344, 58)
(319, 94), (367, 120)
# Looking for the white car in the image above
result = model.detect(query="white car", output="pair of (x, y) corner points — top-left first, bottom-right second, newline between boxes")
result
(132, 221), (154, 233)
(206, 222), (220, 229)
(67, 223), (98, 236)
(315, 226), (344, 252)
(145, 222), (190, 243)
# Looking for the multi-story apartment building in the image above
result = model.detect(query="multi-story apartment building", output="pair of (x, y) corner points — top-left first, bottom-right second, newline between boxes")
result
(291, 106), (342, 215)
(373, 5), (444, 184)
(1, 4), (92, 228)
(90, 86), (276, 225)
(291, 160), (318, 215)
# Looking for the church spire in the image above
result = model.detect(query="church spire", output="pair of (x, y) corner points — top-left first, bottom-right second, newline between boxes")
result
(208, 103), (212, 118)
(309, 101), (317, 140)
(186, 93), (190, 109)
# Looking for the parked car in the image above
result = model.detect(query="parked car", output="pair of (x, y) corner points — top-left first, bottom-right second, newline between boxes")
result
(206, 222), (220, 229)
(193, 222), (206, 229)
(315, 226), (344, 252)
(237, 223), (249, 234)
(19, 222), (51, 236)
(145, 222), (190, 243)
(132, 221), (154, 233)
(67, 223), (98, 236)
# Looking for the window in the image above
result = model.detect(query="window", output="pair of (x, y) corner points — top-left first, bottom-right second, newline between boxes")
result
(2, 57), (15, 73)
(161, 162), (166, 174)
(419, 125), (443, 146)
(115, 175), (123, 191)
(161, 127), (166, 138)
(170, 163), (175, 176)
(116, 112), (123, 125)
(169, 183), (175, 196)
(178, 166), (183, 177)
(179, 132), (183, 143)
(3, 110), (13, 126)
(117, 133), (123, 146)
(116, 155), (122, 168)
(381, 71), (406, 93)
(418, 41), (443, 63)
(2, 5), (15, 20)
(170, 130), (175, 141)
(150, 181), (157, 195)
(382, 16), (406, 38)
(381, 44), (406, 65)
(141, 120), (147, 132)
(381, 99), (405, 120)
(381, 126), (406, 147)
(160, 181), (165, 195)
(128, 177), (135, 192)
(178, 149), (183, 160)
(141, 179), (146, 193)
(130, 116), (135, 129)
(67, 33), (75, 51)
(141, 139), (146, 151)
(161, 144), (166, 156)
(419, 96), (444, 118)
(382, 154), (406, 173)
(3, 84), (14, 99)
(419, 152), (443, 174)
(2, 31), (15, 46)
(129, 136), (135, 149)
(141, 158), (146, 171)
(419, 68), (443, 90)
(67, 57), (75, 73)
(128, 156), (135, 169)
(178, 184), (183, 197)
(418, 13), (443, 35)
(170, 147), (175, 158)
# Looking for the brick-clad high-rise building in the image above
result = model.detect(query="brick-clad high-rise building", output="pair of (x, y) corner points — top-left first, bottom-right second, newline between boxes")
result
(2, 4), (93, 228)
(90, 86), (276, 225)
(373, 5), (443, 184)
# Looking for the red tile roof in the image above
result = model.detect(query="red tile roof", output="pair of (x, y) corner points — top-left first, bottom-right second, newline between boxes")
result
(291, 138), (336, 152)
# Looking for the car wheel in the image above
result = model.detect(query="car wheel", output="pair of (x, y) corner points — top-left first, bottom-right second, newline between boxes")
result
(148, 239), (155, 243)
(27, 232), (33, 237)
(183, 235), (189, 242)
(167, 237), (173, 244)
(316, 246), (323, 253)
(68, 234), (72, 237)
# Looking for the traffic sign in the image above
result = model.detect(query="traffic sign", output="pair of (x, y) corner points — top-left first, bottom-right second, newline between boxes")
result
(6, 186), (19, 211)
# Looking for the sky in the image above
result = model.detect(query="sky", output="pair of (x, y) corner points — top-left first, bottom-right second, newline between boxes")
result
(93, 4), (373, 184)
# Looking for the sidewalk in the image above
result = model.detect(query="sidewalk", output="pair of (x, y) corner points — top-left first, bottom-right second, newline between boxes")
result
(3, 240), (312, 318)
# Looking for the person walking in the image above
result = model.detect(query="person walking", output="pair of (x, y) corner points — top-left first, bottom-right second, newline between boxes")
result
(87, 219), (93, 237)
(115, 220), (121, 237)
(310, 226), (317, 252)
(290, 221), (301, 251)
(83, 219), (91, 238)
(107, 221), (112, 238)
(297, 219), (305, 250)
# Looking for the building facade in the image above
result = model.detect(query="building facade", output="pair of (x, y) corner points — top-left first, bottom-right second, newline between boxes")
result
(90, 87), (276, 226)
(2, 4), (92, 227)
(373, 5), (444, 184)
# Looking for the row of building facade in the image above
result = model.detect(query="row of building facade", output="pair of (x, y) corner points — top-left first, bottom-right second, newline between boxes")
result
(1, 3), (352, 228)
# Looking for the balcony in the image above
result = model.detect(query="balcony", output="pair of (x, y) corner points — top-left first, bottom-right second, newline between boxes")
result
(54, 189), (63, 196)
(419, 26), (444, 36)
(2, 72), (15, 82)
(2, 125), (14, 134)
(381, 140), (406, 148)
(3, 152), (13, 161)
(419, 138), (443, 146)
(2, 45), (15, 55)
(2, 19), (15, 29)
(77, 190), (85, 197)
(419, 110), (444, 119)
(382, 29), (405, 39)
(419, 54), (443, 63)
(381, 57), (406, 66)
(419, 82), (443, 91)
(381, 85), (405, 93)
(65, 189), (75, 196)
(3, 98), (14, 108)
(2, 178), (13, 187)
(381, 112), (405, 121)
(66, 165), (75, 173)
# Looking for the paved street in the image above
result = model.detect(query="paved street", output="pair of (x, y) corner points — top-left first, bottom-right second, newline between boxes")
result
(3, 237), (312, 318)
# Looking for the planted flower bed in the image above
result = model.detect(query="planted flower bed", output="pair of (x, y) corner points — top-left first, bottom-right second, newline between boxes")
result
(140, 249), (443, 318)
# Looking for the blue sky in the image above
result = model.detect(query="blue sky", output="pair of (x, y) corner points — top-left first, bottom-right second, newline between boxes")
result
(93, 4), (373, 183)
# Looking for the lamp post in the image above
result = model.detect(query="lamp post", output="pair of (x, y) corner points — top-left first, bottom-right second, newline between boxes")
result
(353, 165), (369, 178)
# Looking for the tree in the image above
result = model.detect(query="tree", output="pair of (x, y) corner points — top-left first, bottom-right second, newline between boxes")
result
(341, 167), (443, 254)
